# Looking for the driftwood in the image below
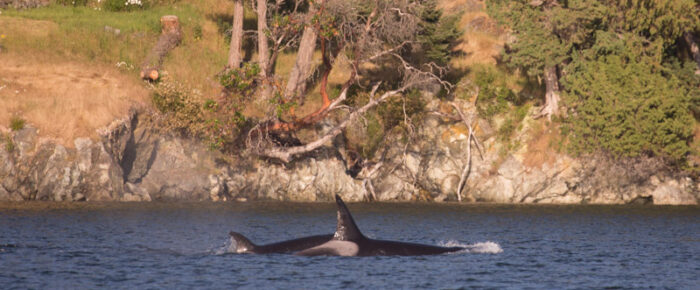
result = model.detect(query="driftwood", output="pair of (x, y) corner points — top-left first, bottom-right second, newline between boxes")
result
(140, 15), (182, 81)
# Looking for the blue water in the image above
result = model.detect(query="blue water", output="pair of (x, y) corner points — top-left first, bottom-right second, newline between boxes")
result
(1, 202), (698, 289)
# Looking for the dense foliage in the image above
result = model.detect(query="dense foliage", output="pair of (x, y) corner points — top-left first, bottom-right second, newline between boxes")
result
(487, 0), (699, 165)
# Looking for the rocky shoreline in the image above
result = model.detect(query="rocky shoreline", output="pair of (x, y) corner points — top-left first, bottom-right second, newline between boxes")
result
(1, 102), (698, 205)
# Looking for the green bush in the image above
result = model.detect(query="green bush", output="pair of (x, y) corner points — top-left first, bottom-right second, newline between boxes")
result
(55, 0), (89, 6)
(471, 66), (519, 119)
(563, 33), (694, 163)
(9, 116), (25, 131)
(151, 81), (206, 135)
(2, 133), (15, 153)
(218, 63), (260, 94)
(498, 103), (530, 143)
(103, 0), (148, 12)
(377, 89), (424, 131)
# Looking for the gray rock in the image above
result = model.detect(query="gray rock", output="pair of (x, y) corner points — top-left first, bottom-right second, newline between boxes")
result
(651, 180), (697, 205)
(137, 137), (215, 201)
(13, 126), (37, 157)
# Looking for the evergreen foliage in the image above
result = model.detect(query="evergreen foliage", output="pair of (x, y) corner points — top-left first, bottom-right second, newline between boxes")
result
(416, 0), (462, 66)
(564, 32), (694, 161)
(487, 0), (700, 165)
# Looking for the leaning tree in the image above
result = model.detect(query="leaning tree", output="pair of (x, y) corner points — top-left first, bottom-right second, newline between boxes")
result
(220, 0), (456, 163)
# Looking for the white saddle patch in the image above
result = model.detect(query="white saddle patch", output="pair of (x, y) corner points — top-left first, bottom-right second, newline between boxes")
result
(295, 240), (359, 256)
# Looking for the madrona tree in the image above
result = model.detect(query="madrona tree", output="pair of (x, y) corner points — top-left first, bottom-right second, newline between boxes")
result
(220, 0), (458, 163)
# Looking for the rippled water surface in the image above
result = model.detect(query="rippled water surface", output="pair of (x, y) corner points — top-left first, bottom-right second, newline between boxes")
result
(1, 202), (698, 288)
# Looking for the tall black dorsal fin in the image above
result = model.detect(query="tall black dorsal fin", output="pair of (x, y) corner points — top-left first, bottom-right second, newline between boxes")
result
(333, 194), (364, 241)
(229, 231), (257, 253)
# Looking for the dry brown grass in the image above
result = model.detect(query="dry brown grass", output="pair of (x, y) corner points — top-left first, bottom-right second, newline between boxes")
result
(452, 9), (506, 69)
(0, 52), (149, 145)
(522, 120), (561, 168)
(0, 16), (56, 38)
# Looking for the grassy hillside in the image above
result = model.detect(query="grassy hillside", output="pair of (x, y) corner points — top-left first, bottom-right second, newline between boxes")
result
(0, 0), (353, 141)
(3, 0), (696, 170)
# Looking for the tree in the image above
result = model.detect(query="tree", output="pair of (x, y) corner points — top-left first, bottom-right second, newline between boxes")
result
(605, 0), (700, 69)
(255, 0), (272, 100)
(247, 0), (456, 162)
(487, 0), (698, 164)
(284, 3), (319, 103)
(563, 32), (694, 162)
(489, 1), (562, 120)
(227, 0), (244, 69)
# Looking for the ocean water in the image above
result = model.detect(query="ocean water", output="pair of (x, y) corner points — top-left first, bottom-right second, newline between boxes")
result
(0, 202), (698, 289)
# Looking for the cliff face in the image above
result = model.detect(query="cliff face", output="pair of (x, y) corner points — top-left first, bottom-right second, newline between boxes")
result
(1, 104), (697, 205)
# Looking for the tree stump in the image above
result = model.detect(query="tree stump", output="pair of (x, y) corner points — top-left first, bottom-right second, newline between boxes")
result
(140, 15), (182, 82)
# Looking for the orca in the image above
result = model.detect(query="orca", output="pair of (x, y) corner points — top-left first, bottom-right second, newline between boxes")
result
(229, 232), (332, 254)
(294, 194), (465, 256)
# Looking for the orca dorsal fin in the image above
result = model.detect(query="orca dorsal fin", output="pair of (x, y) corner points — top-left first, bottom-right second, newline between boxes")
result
(229, 231), (257, 253)
(333, 194), (364, 241)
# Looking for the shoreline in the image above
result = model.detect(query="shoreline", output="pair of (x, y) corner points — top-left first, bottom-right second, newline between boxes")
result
(2, 200), (699, 210)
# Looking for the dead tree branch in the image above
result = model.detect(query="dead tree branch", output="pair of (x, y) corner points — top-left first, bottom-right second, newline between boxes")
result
(253, 83), (413, 162)
(451, 101), (482, 202)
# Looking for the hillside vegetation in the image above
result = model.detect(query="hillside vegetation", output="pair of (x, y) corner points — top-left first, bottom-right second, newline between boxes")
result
(1, 0), (698, 173)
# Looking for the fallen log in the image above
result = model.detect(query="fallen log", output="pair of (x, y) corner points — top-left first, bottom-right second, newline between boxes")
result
(140, 15), (182, 82)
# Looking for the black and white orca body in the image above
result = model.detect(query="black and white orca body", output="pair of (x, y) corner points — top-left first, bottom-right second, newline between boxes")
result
(229, 195), (465, 256)
(294, 195), (464, 256)
(229, 232), (332, 254)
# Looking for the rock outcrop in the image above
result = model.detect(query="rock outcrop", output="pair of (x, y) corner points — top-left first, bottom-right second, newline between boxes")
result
(0, 103), (697, 204)
(0, 109), (366, 202)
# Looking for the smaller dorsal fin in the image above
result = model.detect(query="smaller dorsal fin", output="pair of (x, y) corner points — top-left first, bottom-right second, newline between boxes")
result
(229, 231), (257, 253)
(333, 194), (364, 241)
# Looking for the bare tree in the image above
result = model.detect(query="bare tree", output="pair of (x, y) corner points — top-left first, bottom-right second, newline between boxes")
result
(255, 0), (272, 100)
(227, 0), (245, 69)
(284, 3), (319, 103)
(248, 0), (450, 163)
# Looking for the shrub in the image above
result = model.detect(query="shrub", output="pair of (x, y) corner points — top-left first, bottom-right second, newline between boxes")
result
(218, 63), (260, 94)
(103, 0), (148, 12)
(471, 65), (519, 119)
(9, 116), (25, 131)
(3, 134), (15, 152)
(563, 34), (694, 163)
(377, 89), (425, 131)
(55, 0), (89, 6)
(152, 80), (251, 151)
(151, 81), (206, 135)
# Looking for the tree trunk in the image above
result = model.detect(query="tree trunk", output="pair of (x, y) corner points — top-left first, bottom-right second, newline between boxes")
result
(256, 0), (271, 100)
(284, 6), (319, 103)
(227, 0), (244, 69)
(684, 32), (700, 70)
(540, 65), (560, 120)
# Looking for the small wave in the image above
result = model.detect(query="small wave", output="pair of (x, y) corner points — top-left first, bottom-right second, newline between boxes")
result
(440, 240), (503, 254)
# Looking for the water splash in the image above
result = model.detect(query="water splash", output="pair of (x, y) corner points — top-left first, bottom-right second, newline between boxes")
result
(440, 240), (503, 254)
(212, 237), (237, 255)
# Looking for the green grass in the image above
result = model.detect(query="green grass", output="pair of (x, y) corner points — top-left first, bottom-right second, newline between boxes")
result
(0, 2), (232, 93)
(9, 116), (25, 131)
(1, 4), (203, 65)
(2, 4), (199, 33)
